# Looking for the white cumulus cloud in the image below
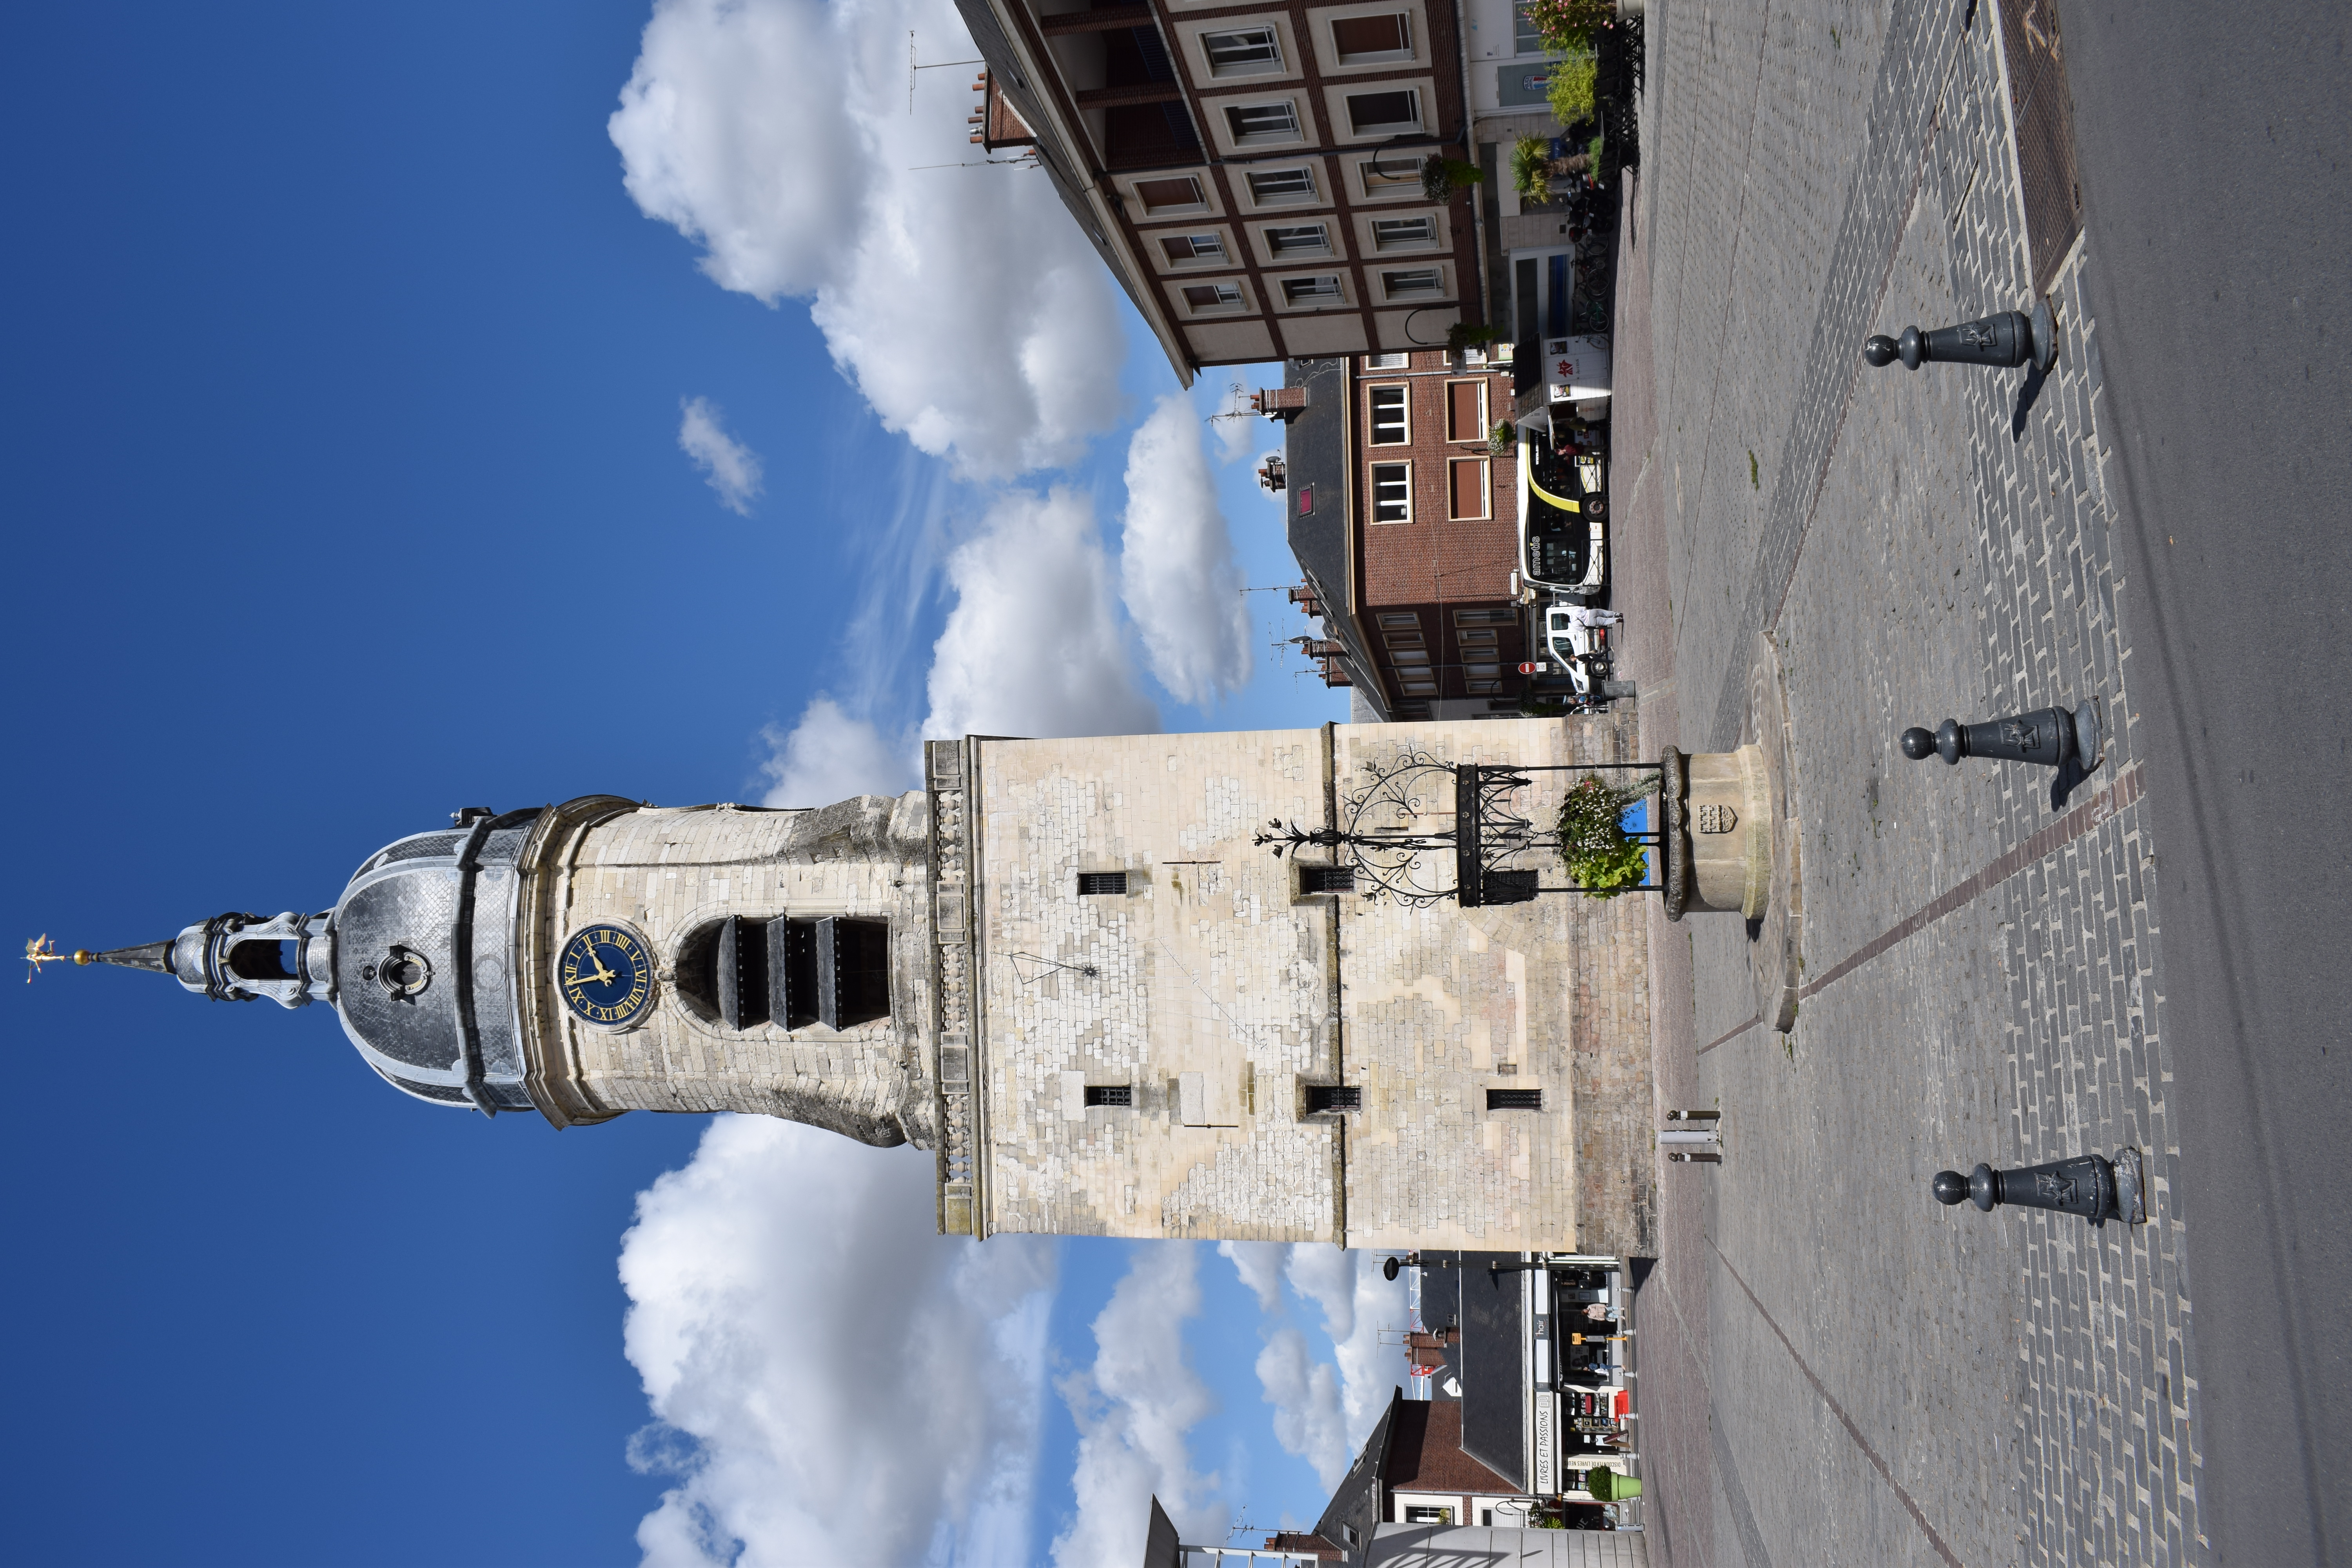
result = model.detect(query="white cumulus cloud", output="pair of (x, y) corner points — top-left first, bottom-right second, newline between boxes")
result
(1212, 1244), (1410, 1491)
(758, 695), (914, 807)
(1216, 1240), (1288, 1314)
(612, 0), (1130, 478)
(924, 487), (1159, 741)
(619, 1117), (1054, 1568)
(1051, 1245), (1225, 1568)
(678, 395), (764, 514)
(1254, 1326), (1350, 1486)
(1116, 395), (1253, 708)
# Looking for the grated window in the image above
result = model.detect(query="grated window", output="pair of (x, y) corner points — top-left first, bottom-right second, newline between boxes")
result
(1300, 864), (1356, 894)
(1084, 1084), (1134, 1108)
(1078, 871), (1130, 896)
(1305, 1084), (1361, 1112)
(1487, 1087), (1544, 1110)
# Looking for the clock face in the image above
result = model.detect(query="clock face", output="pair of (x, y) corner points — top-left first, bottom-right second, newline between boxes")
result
(557, 924), (655, 1028)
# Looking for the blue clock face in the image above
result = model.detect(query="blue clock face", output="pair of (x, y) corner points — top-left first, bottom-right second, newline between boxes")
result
(557, 924), (655, 1027)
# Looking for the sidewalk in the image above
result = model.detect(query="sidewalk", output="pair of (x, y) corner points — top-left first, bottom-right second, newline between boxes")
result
(1612, 1), (2203, 1564)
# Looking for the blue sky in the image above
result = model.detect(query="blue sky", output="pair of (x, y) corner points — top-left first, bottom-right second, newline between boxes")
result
(1, 3), (1406, 1564)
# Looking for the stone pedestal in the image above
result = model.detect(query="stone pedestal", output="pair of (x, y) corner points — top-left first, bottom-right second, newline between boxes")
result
(1661, 635), (1804, 1031)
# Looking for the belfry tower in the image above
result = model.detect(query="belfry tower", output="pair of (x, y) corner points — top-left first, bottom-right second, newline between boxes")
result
(64, 717), (1660, 1257)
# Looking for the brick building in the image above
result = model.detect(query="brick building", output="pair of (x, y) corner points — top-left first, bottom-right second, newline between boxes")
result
(1278, 350), (1533, 720)
(949, 0), (1486, 380)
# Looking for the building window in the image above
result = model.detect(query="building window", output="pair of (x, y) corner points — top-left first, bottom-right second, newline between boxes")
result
(1084, 1084), (1134, 1108)
(1454, 606), (1515, 624)
(1134, 176), (1207, 214)
(1078, 871), (1130, 895)
(1444, 379), (1487, 440)
(1370, 461), (1411, 523)
(1378, 611), (1421, 629)
(1160, 233), (1227, 265)
(1457, 626), (1499, 648)
(1305, 1083), (1362, 1111)
(1345, 89), (1421, 135)
(1372, 215), (1437, 250)
(1382, 267), (1444, 299)
(1488, 1087), (1544, 1110)
(1282, 274), (1342, 305)
(1514, 0), (1546, 53)
(1202, 25), (1283, 76)
(1265, 223), (1332, 257)
(1360, 157), (1421, 194)
(1390, 646), (1431, 665)
(1182, 282), (1245, 312)
(1399, 679), (1439, 696)
(1226, 100), (1302, 144)
(1368, 384), (1408, 443)
(1405, 1506), (1454, 1524)
(1448, 457), (1490, 519)
(1364, 351), (1409, 369)
(1331, 12), (1413, 63)
(1247, 166), (1318, 204)
(1300, 865), (1357, 894)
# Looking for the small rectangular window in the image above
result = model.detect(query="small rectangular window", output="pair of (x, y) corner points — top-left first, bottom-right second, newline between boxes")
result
(1487, 1087), (1544, 1110)
(1084, 1084), (1134, 1107)
(1372, 216), (1436, 250)
(1457, 626), (1499, 646)
(1246, 167), (1317, 203)
(1305, 1083), (1361, 1111)
(1377, 611), (1421, 628)
(1160, 233), (1225, 264)
(1368, 384), (1408, 443)
(1300, 866), (1356, 895)
(1513, 1), (1544, 54)
(1346, 89), (1420, 135)
(1331, 13), (1412, 62)
(1405, 1505), (1453, 1525)
(1182, 282), (1244, 311)
(1382, 267), (1444, 299)
(1448, 457), (1490, 520)
(1078, 871), (1130, 895)
(1134, 176), (1205, 213)
(1454, 606), (1515, 624)
(1384, 630), (1425, 649)
(1399, 679), (1439, 696)
(1390, 646), (1431, 665)
(1226, 101), (1301, 143)
(1370, 461), (1411, 523)
(1364, 351), (1408, 369)
(1282, 274), (1341, 304)
(1360, 158), (1419, 194)
(1202, 25), (1283, 75)
(1265, 223), (1331, 257)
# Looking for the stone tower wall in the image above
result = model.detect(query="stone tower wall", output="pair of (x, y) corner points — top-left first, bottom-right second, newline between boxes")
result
(523, 795), (940, 1148)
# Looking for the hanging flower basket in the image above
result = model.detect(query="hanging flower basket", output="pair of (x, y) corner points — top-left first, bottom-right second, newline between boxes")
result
(1555, 772), (1653, 896)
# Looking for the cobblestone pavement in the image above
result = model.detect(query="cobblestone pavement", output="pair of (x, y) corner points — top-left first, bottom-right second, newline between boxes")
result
(1610, 1), (2205, 1564)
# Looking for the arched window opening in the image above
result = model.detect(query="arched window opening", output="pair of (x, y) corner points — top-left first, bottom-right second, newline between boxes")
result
(227, 939), (298, 982)
(674, 915), (890, 1032)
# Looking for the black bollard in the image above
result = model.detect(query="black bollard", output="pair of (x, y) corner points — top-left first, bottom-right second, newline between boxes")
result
(1932, 1149), (2145, 1227)
(1864, 300), (2056, 373)
(1901, 700), (2102, 771)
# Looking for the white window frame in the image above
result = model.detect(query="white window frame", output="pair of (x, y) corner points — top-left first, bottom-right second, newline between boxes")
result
(1329, 11), (1414, 64)
(1446, 456), (1492, 520)
(1354, 154), (1426, 200)
(1364, 351), (1409, 369)
(1371, 214), (1439, 251)
(1370, 460), (1412, 523)
(1201, 24), (1284, 76)
(1179, 280), (1249, 315)
(1243, 165), (1321, 207)
(1158, 231), (1230, 268)
(1263, 222), (1333, 259)
(1443, 376), (1487, 441)
(1380, 265), (1446, 300)
(1129, 174), (1214, 217)
(1279, 272), (1344, 306)
(1343, 86), (1422, 136)
(1367, 383), (1410, 445)
(1225, 99), (1303, 146)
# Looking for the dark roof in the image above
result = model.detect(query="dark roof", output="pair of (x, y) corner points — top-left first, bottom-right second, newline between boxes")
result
(1385, 1399), (1519, 1497)
(1312, 1387), (1399, 1566)
(1418, 1252), (1527, 1488)
(1281, 357), (1388, 716)
(1141, 1495), (1181, 1568)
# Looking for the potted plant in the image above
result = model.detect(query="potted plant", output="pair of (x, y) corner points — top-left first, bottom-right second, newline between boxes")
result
(1545, 53), (1599, 126)
(1447, 320), (1502, 356)
(1419, 154), (1485, 201)
(1555, 773), (1653, 897)
(1487, 419), (1517, 457)
(1512, 136), (1555, 204)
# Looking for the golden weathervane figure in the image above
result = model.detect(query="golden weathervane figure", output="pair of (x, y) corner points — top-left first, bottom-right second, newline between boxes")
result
(23, 935), (93, 982)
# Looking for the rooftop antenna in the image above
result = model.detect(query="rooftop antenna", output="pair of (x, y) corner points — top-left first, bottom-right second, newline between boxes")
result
(1205, 381), (1252, 426)
(909, 31), (984, 113)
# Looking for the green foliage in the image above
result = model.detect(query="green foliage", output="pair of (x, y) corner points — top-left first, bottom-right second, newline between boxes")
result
(1520, 0), (1615, 53)
(1488, 419), (1518, 456)
(1544, 53), (1598, 124)
(1446, 320), (1503, 354)
(1510, 136), (1554, 203)
(1556, 773), (1653, 897)
(1420, 155), (1485, 201)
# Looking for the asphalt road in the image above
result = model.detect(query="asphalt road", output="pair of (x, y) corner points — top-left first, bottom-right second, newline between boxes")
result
(2061, 4), (2352, 1562)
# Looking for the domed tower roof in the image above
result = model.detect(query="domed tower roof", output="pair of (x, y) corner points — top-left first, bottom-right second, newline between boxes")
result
(64, 805), (550, 1117)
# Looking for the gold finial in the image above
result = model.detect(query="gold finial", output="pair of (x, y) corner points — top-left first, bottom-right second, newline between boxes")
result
(25, 935), (86, 982)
